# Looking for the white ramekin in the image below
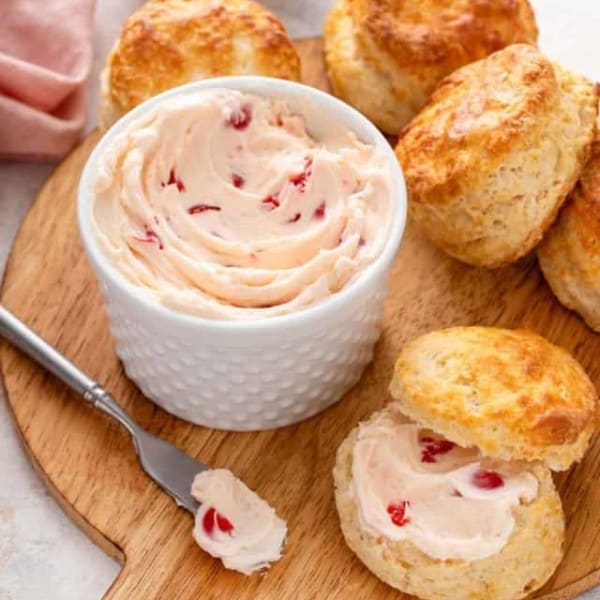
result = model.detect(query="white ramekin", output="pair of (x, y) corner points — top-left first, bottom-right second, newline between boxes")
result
(78, 77), (406, 431)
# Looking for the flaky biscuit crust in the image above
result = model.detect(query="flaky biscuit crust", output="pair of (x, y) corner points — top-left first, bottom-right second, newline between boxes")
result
(100, 0), (300, 128)
(396, 44), (598, 267)
(334, 408), (564, 600)
(389, 327), (598, 471)
(324, 0), (537, 133)
(324, 0), (426, 132)
(538, 137), (600, 331)
(352, 0), (537, 79)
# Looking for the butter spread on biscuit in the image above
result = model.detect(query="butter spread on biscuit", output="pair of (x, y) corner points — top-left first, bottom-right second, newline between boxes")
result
(352, 411), (538, 561)
(92, 89), (392, 319)
(191, 469), (287, 575)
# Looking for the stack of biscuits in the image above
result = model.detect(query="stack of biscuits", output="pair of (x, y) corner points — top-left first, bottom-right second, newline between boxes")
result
(323, 1), (600, 332)
(324, 0), (538, 133)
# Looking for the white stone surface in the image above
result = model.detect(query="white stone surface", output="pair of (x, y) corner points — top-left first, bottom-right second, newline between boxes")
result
(0, 1), (599, 598)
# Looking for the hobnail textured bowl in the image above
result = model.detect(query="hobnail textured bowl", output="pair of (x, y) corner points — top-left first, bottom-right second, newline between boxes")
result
(78, 77), (407, 431)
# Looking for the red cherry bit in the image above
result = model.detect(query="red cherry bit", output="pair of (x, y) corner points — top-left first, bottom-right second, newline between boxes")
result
(231, 173), (245, 188)
(216, 513), (234, 534)
(133, 224), (164, 250)
(472, 469), (504, 490)
(202, 507), (234, 536)
(261, 195), (280, 210)
(421, 439), (456, 463)
(163, 168), (185, 192)
(313, 202), (326, 220)
(226, 103), (252, 130)
(188, 204), (221, 215)
(387, 501), (410, 527)
(289, 156), (313, 192)
(202, 507), (216, 535)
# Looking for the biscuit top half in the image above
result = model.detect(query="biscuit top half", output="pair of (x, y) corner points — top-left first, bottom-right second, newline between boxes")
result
(350, 0), (537, 82)
(395, 44), (597, 205)
(389, 327), (598, 470)
(106, 0), (300, 115)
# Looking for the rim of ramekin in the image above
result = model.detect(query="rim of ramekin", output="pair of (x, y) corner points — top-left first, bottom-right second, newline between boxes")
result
(78, 76), (407, 332)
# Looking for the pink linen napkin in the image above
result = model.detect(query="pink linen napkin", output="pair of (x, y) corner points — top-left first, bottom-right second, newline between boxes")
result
(0, 0), (96, 162)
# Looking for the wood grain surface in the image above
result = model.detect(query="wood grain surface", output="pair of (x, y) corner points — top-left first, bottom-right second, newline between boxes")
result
(1, 38), (600, 600)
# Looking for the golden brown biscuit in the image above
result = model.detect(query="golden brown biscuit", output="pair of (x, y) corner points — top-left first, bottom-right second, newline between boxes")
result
(389, 327), (598, 471)
(100, 0), (300, 128)
(538, 136), (600, 331)
(396, 44), (598, 268)
(334, 407), (564, 600)
(324, 0), (538, 133)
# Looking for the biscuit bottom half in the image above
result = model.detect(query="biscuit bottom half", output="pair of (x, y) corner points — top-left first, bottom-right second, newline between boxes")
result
(333, 409), (564, 600)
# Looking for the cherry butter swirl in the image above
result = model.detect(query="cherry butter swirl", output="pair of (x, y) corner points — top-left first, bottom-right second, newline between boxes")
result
(352, 411), (539, 561)
(191, 469), (287, 575)
(92, 89), (392, 319)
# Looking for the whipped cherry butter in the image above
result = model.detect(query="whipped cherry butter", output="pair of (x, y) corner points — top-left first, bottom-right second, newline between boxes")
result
(352, 412), (538, 561)
(191, 469), (287, 575)
(91, 89), (392, 319)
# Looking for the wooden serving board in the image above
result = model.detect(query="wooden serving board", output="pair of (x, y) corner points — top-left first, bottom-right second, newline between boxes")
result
(1, 38), (600, 600)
